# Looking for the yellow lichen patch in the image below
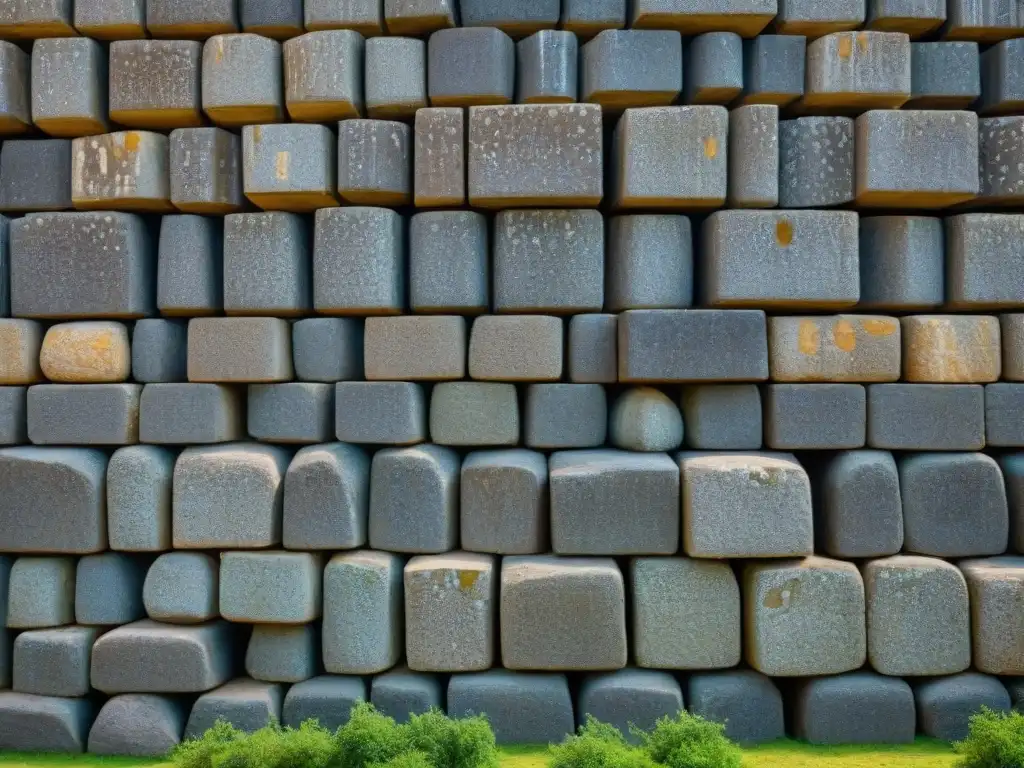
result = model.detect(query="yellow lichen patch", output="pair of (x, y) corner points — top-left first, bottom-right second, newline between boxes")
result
(123, 131), (141, 152)
(861, 317), (897, 336)
(856, 31), (869, 52)
(458, 570), (481, 590)
(797, 320), (820, 355)
(252, 125), (262, 143)
(837, 35), (853, 58)
(703, 135), (718, 158)
(832, 318), (857, 352)
(775, 218), (793, 246)
(214, 37), (225, 63)
(275, 151), (289, 180)
(40, 323), (131, 383)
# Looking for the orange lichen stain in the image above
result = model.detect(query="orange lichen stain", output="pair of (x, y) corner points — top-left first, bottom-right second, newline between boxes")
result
(856, 32), (869, 53)
(797, 320), (820, 355)
(837, 35), (853, 58)
(764, 578), (801, 609)
(703, 136), (718, 159)
(833, 319), (857, 352)
(252, 125), (262, 143)
(124, 132), (140, 152)
(214, 38), (224, 63)
(861, 318), (897, 336)
(89, 331), (113, 352)
(458, 571), (481, 590)
(775, 218), (793, 246)
(275, 151), (289, 180)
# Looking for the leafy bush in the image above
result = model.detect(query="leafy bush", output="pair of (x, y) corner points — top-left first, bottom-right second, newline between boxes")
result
(334, 702), (412, 768)
(550, 717), (660, 768)
(954, 707), (1024, 768)
(635, 711), (742, 768)
(405, 708), (500, 768)
(369, 750), (436, 768)
(173, 720), (337, 768)
(172, 720), (245, 768)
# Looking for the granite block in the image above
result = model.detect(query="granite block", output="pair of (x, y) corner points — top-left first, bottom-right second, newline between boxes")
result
(946, 214), (1024, 310)
(40, 322), (131, 383)
(73, 0), (146, 39)
(246, 624), (317, 683)
(366, 37), (426, 119)
(185, 679), (283, 737)
(816, 450), (903, 558)
(580, 30), (683, 109)
(132, 320), (186, 384)
(335, 382), (426, 445)
(284, 30), (364, 122)
(247, 383), (334, 444)
(108, 40), (203, 129)
(768, 315), (901, 382)
(0, 139), (72, 211)
(867, 384), (985, 450)
(960, 557), (1024, 675)
(304, 0), (383, 34)
(147, 0), (238, 37)
(577, 669), (684, 743)
(139, 383), (244, 444)
(220, 551), (322, 623)
(142, 552), (219, 623)
(187, 318), (293, 383)
(517, 31), (577, 103)
(413, 109), (465, 208)
(803, 31), (911, 110)
(364, 316), (466, 381)
(337, 119), (411, 205)
(27, 384), (142, 446)
(568, 314), (617, 384)
(283, 443), (369, 551)
(469, 315), (563, 381)
(685, 32), (743, 104)
(687, 671), (784, 746)
(908, 42), (980, 108)
(409, 212), (486, 312)
(739, 34), (806, 106)
(283, 676), (367, 730)
(429, 382), (519, 447)
(71, 131), (172, 212)
(607, 215), (692, 311)
(241, 123), (338, 212)
(6, 557), (76, 629)
(793, 673), (915, 745)
(447, 670), (574, 745)
(858, 216), (944, 310)
(779, 116), (854, 208)
(461, 449), (548, 555)
(0, 693), (94, 753)
(292, 318), (363, 382)
(427, 27), (514, 107)
(681, 385), (762, 450)
(727, 104), (779, 208)
(630, 0), (777, 36)
(764, 384), (867, 450)
(202, 33), (283, 127)
(526, 384), (607, 450)
(87, 695), (187, 757)
(157, 215), (223, 315)
(31, 38), (105, 137)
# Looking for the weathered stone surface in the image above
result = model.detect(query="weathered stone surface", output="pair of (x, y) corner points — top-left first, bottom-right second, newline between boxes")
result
(517, 30), (577, 103)
(681, 385), (762, 450)
(429, 382), (519, 447)
(987, 383), (1024, 447)
(816, 450), (902, 558)
(0, 692), (94, 753)
(365, 316), (465, 381)
(978, 116), (1024, 205)
(6, 557), (75, 629)
(0, 321), (43, 384)
(188, 318), (293, 383)
(28, 384), (142, 446)
(908, 42), (980, 108)
(764, 384), (866, 450)
(768, 315), (900, 382)
(71, 131), (172, 212)
(607, 215), (692, 311)
(793, 673), (915, 745)
(609, 387), (683, 452)
(413, 109), (464, 207)
(739, 34), (806, 106)
(185, 679), (283, 737)
(247, 383), (334, 444)
(241, 124), (337, 212)
(1003, 315), (1024, 381)
(867, 0), (944, 35)
(428, 27), (514, 107)
(40, 322), (131, 384)
(461, 450), (548, 555)
(686, 32), (743, 104)
(12, 626), (100, 697)
(728, 105), (779, 208)
(914, 674), (1011, 741)
(960, 557), (1024, 675)
(580, 30), (682, 109)
(139, 384), (244, 445)
(946, 214), (1024, 310)
(293, 318), (362, 382)
(132, 320), (186, 384)
(87, 695), (186, 757)
(0, 387), (26, 445)
(562, 0), (625, 36)
(779, 117), (854, 208)
(803, 31), (911, 110)
(630, 0), (776, 35)
(245, 624), (317, 683)
(0, 41), (27, 137)
(336, 382), (426, 445)
(143, 552), (219, 623)
(409, 212), (486, 313)
(979, 38), (1024, 115)
(371, 668), (443, 723)
(0, 139), (72, 211)
(867, 384), (985, 450)
(240, 0), (302, 38)
(459, 0), (558, 35)
(577, 669), (683, 742)
(337, 119), (411, 205)
(384, 0), (456, 35)
(304, 0), (383, 34)
(220, 551), (322, 623)
(501, 557), (627, 671)
(73, 0), (146, 39)
(157, 215), (223, 315)
(147, 0), (238, 37)
(283, 676), (366, 730)
(944, 0), (1024, 42)
(31, 38), (105, 137)
(525, 384), (607, 450)
(223, 213), (310, 316)
(775, 0), (865, 35)
(75, 552), (146, 626)
(901, 315), (1000, 383)
(858, 215), (944, 310)
(687, 671), (784, 746)
(469, 315), (562, 381)
(109, 41), (203, 129)
(283, 443), (369, 550)
(365, 37), (425, 119)
(448, 670), (574, 745)
(202, 34), (283, 127)
(284, 30), (364, 122)
(569, 314), (617, 384)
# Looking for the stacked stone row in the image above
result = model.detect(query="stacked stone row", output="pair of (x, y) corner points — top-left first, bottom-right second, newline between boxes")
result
(0, 0), (1023, 759)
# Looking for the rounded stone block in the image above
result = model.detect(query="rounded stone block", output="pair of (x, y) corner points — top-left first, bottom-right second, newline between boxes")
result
(6, 556), (76, 629)
(139, 384), (245, 445)
(132, 319), (187, 384)
(219, 551), (322, 624)
(517, 30), (577, 104)
(27, 383), (143, 446)
(803, 31), (911, 110)
(169, 128), (243, 214)
(335, 382), (426, 445)
(242, 123), (338, 212)
(283, 30), (365, 123)
(960, 557), (1024, 675)
(283, 675), (367, 730)
(580, 30), (682, 110)
(428, 28), (514, 108)
(371, 667), (443, 723)
(793, 673), (916, 745)
(74, 0), (146, 40)
(687, 671), (784, 746)
(293, 318), (363, 383)
(143, 552), (219, 624)
(577, 669), (683, 743)
(609, 387), (684, 452)
(524, 384), (607, 450)
(40, 322), (131, 384)
(447, 670), (574, 746)
(364, 316), (466, 381)
(108, 40), (203, 129)
(914, 673), (1010, 741)
(365, 36), (426, 119)
(384, 0), (456, 35)
(305, 0), (383, 34)
(247, 383), (334, 445)
(75, 552), (147, 626)
(337, 119), (411, 206)
(31, 38), (106, 138)
(12, 626), (100, 697)
(283, 443), (369, 551)
(0, 692), (95, 753)
(858, 216), (944, 310)
(202, 33), (284, 127)
(0, 320), (44, 384)
(817, 450), (903, 558)
(185, 678), (283, 738)
(680, 385), (763, 450)
(245, 623), (318, 683)
(88, 694), (187, 757)
(413, 111), (466, 208)
(901, 315), (1001, 383)
(147, 0), (238, 38)
(461, 449), (548, 555)
(71, 131), (172, 212)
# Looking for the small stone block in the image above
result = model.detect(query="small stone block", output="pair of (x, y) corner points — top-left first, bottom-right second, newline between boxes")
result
(779, 116), (854, 208)
(7, 557), (74, 630)
(686, 32), (743, 104)
(336, 119), (411, 205)
(568, 314), (617, 384)
(517, 31), (577, 104)
(764, 384), (866, 450)
(293, 318), (363, 382)
(469, 315), (563, 381)
(577, 669), (684, 742)
(526, 384), (607, 449)
(224, 213), (311, 316)
(242, 123), (338, 212)
(335, 382), (426, 445)
(241, 0), (303, 39)
(802, 31), (911, 110)
(71, 131), (171, 212)
(414, 109), (465, 207)
(74, 0), (146, 39)
(40, 321), (130, 384)
(0, 693), (94, 753)
(793, 673), (916, 745)
(409, 212), (486, 311)
(27, 384), (142, 446)
(366, 37), (426, 119)
(304, 0), (383, 34)
(202, 33), (283, 127)
(0, 320), (42, 384)
(283, 676), (367, 730)
(0, 139), (72, 211)
(768, 315), (901, 382)
(461, 449), (548, 555)
(87, 695), (187, 757)
(384, 0), (456, 35)
(146, 0), (238, 38)
(460, 0), (559, 36)
(681, 385), (762, 450)
(858, 215), (944, 310)
(978, 117), (1024, 205)
(630, 0), (777, 36)
(775, 0), (866, 36)
(901, 315), (1001, 383)
(364, 316), (466, 381)
(187, 318), (293, 383)
(561, 0), (625, 37)
(109, 40), (203, 129)
(979, 38), (1024, 115)
(0, 387), (26, 445)
(867, 384), (985, 450)
(946, 214), (1024, 310)
(428, 28), (514, 107)
(448, 670), (574, 745)
(960, 557), (1024, 675)
(284, 30), (365, 122)
(143, 552), (219, 623)
(220, 551), (321, 624)
(157, 215), (224, 315)
(283, 443), (369, 550)
(185, 679), (283, 737)
(371, 668), (443, 723)
(987, 384), (1024, 447)
(867, 0), (945, 36)
(914, 674), (1011, 741)
(1003, 315), (1024, 381)
(739, 34), (806, 106)
(139, 384), (244, 444)
(687, 671), (784, 746)
(816, 450), (903, 558)
(580, 30), (683, 110)
(132, 320), (186, 384)
(908, 42), (980, 108)
(31, 38), (105, 137)
(247, 383), (334, 444)
(430, 382), (520, 447)
(609, 387), (683, 452)
(607, 215), (693, 311)
(727, 105), (779, 208)
(245, 624), (317, 683)
(75, 552), (146, 626)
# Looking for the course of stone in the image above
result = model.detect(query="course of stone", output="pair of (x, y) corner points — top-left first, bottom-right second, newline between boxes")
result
(0, 0), (1022, 757)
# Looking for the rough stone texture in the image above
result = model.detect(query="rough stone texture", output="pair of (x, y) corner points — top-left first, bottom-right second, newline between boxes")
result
(0, 139), (72, 211)
(0, 693), (94, 753)
(681, 385), (762, 450)
(187, 318), (293, 383)
(793, 674), (916, 745)
(1001, 454), (1024, 553)
(241, 0), (303, 38)
(283, 676), (366, 730)
(369, 445), (459, 553)
(550, 450), (679, 556)
(75, 552), (146, 626)
(902, 315), (1000, 383)
(185, 679), (283, 737)
(448, 670), (574, 745)
(606, 215), (692, 311)
(429, 382), (519, 447)
(768, 315), (901, 382)
(865, 0), (944, 35)
(469, 315), (562, 381)
(13, 626), (100, 697)
(631, 557), (740, 670)
(562, 0), (625, 36)
(908, 42), (980, 108)
(384, 0), (456, 35)
(147, 0), (238, 37)
(283, 30), (364, 123)
(501, 557), (627, 671)
(577, 669), (683, 742)
(87, 695), (186, 757)
(630, 0), (777, 35)
(409, 212), (486, 312)
(517, 31), (577, 103)
(172, 443), (290, 549)
(728, 105), (779, 208)
(459, 0), (558, 35)
(764, 384), (866, 450)
(580, 30), (682, 109)
(245, 624), (318, 683)
(427, 28), (514, 107)
(27, 384), (142, 446)
(157, 215), (223, 315)
(978, 116), (1024, 205)
(0, 41), (27, 137)
(414, 109), (464, 207)
(202, 34), (283, 127)
(220, 552), (321, 623)
(143, 552), (219, 623)
(868, 384), (985, 450)
(779, 117), (854, 208)
(816, 450), (903, 558)
(293, 318), (363, 382)
(364, 316), (466, 381)
(242, 124), (337, 212)
(304, 0), (383, 34)
(139, 384), (244, 444)
(6, 557), (75, 629)
(900, 453), (1008, 557)
(687, 671), (784, 746)
(335, 382), (426, 445)
(803, 31), (911, 110)
(73, 0), (146, 39)
(987, 383), (1024, 447)
(224, 212), (310, 315)
(525, 384), (607, 450)
(337, 119), (411, 206)
(914, 674), (1011, 741)
(247, 383), (333, 445)
(609, 387), (683, 452)
(0, 387), (26, 445)
(947, 214), (1024, 310)
(71, 131), (172, 212)
(865, 556), (971, 676)
(283, 443), (369, 550)
(960, 557), (1024, 675)
(944, 0), (1024, 42)
(461, 449), (548, 555)
(132, 320), (186, 384)
(322, 550), (403, 674)
(569, 314), (617, 384)
(775, 0), (866, 35)
(858, 216), (944, 309)
(1003, 315), (1024, 381)
(365, 37), (425, 119)
(40, 322), (131, 384)
(31, 38), (105, 137)
(739, 34), (806, 106)
(109, 41), (203, 129)
(371, 668), (444, 723)
(0, 321), (42, 384)
(979, 38), (1024, 115)
(680, 452), (813, 558)
(686, 32), (743, 104)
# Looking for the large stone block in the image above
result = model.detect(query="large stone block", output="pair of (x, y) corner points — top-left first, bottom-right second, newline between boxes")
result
(580, 30), (682, 110)
(687, 671), (784, 746)
(109, 41), (203, 129)
(247, 383), (334, 444)
(867, 0), (944, 35)
(220, 551), (321, 624)
(427, 28), (514, 107)
(448, 670), (574, 746)
(914, 674), (1011, 741)
(202, 34), (283, 127)
(409, 212), (487, 313)
(364, 316), (465, 381)
(384, 0), (456, 34)
(802, 31), (911, 110)
(562, 0), (625, 36)
(609, 388), (682, 452)
(630, 0), (776, 35)
(907, 42), (980, 108)
(779, 117), (854, 208)
(768, 315), (900, 382)
(185, 679), (283, 737)
(739, 34), (806, 106)
(0, 692), (94, 753)
(27, 384), (142, 446)
(31, 38), (105, 137)
(459, 0), (557, 35)
(681, 385), (762, 450)
(867, 384), (985, 451)
(169, 128), (243, 214)
(157, 215), (223, 315)
(139, 384), (244, 444)
(283, 443), (368, 550)
(816, 450), (903, 558)
(517, 30), (577, 104)
(75, 552), (147, 626)
(146, 0), (238, 37)
(0, 41), (27, 137)
(223, 213), (310, 316)
(241, 124), (337, 212)
(241, 0), (303, 38)
(607, 215), (692, 311)
(187, 318), (292, 383)
(365, 37), (426, 119)
(132, 319), (187, 384)
(337, 119), (411, 205)
(946, 214), (1024, 310)
(0, 321), (43, 384)
(775, 0), (865, 35)
(0, 138), (72, 211)
(143, 552), (219, 623)
(371, 668), (443, 723)
(685, 31), (743, 104)
(245, 624), (317, 683)
(568, 314), (617, 384)
(793, 673), (915, 745)
(6, 557), (75, 629)
(461, 450), (548, 555)
(858, 215), (944, 310)
(577, 669), (683, 743)
(901, 315), (1000, 383)
(293, 318), (362, 382)
(71, 131), (172, 212)
(960, 557), (1024, 675)
(764, 384), (867, 450)
(469, 315), (562, 381)
(335, 382), (426, 445)
(987, 384), (1024, 447)
(413, 109), (464, 207)
(74, 0), (145, 38)
(87, 695), (187, 757)
(727, 105), (779, 208)
(304, 0), (382, 33)
(429, 382), (520, 447)
(944, 0), (1024, 42)
(12, 626), (100, 697)
(39, 322), (131, 384)
(284, 30), (364, 122)
(283, 676), (366, 730)
(527, 384), (607, 450)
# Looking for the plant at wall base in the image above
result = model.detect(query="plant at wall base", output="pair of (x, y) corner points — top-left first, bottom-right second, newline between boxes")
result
(550, 716), (661, 768)
(334, 703), (413, 768)
(953, 707), (1024, 768)
(635, 712), (743, 768)
(405, 708), (500, 768)
(172, 720), (246, 768)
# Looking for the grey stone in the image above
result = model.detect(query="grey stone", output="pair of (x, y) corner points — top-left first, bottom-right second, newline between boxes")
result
(241, 0), (303, 38)
(337, 119), (411, 205)
(0, 387), (25, 445)
(449, 670), (573, 745)
(132, 320), (186, 384)
(283, 443), (369, 550)
(776, 0), (866, 35)
(0, 447), (107, 554)
(681, 385), (763, 450)
(526, 384), (607, 449)
(366, 37), (426, 119)
(27, 384), (142, 446)
(944, 0), (1024, 42)
(630, 0), (776, 36)
(283, 676), (366, 730)
(0, 41), (27, 137)
(739, 34), (806, 106)
(769, 315), (901, 383)
(687, 671), (784, 746)
(71, 131), (172, 213)
(10, 212), (154, 319)
(702, 210), (859, 309)
(12, 626), (100, 697)
(223, 213), (311, 315)
(899, 452), (1008, 557)
(405, 552), (497, 672)
(146, 0), (237, 37)
(157, 215), (223, 315)
(430, 382), (520, 447)
(1005, 314), (1024, 381)
(247, 383), (334, 444)
(461, 449), (548, 555)
(1000, 454), (1024, 553)
(73, 0), (145, 39)
(727, 105), (779, 208)
(172, 443), (289, 549)
(631, 557), (740, 670)
(413, 108), (465, 207)
(577, 670), (683, 743)
(293, 318), (363, 382)
(140, 384), (244, 445)
(364, 316), (466, 381)
(867, 0), (945, 36)
(744, 557), (866, 677)
(469, 315), (563, 380)
(410, 212), (486, 312)
(765, 384), (866, 450)
(0, 558), (7, 686)
(979, 38), (1024, 114)
(31, 38), (105, 137)
(501, 556), (626, 671)
(960, 557), (1024, 675)
(185, 679), (283, 737)
(460, 0), (558, 35)
(858, 216), (944, 310)
(580, 30), (683, 109)
(607, 215), (693, 311)
(90, 619), (234, 693)
(371, 668), (443, 723)
(680, 452), (813, 558)
(304, 0), (383, 34)
(284, 30), (364, 122)
(322, 550), (402, 674)
(313, 207), (404, 315)
(0, 139), (71, 211)
(802, 31), (911, 110)
(241, 124), (338, 212)
(568, 314), (617, 384)
(384, 0), (456, 35)
(6, 557), (75, 629)
(867, 384), (985, 450)
(612, 106), (727, 210)
(793, 673), (915, 745)
(816, 450), (902, 558)
(201, 33), (283, 127)
(245, 624), (318, 683)
(618, 309), (769, 383)
(87, 695), (186, 757)
(947, 214), (1024, 310)
(908, 42), (980, 108)
(143, 552), (219, 623)
(561, 0), (625, 37)
(978, 117), (1024, 205)
(169, 128), (243, 214)
(76, 553), (147, 626)
(550, 450), (679, 556)
(779, 117), (854, 208)
(685, 32), (743, 104)
(610, 387), (682, 452)
(335, 382), (426, 445)
(109, 40), (203, 129)
(220, 551), (322, 623)
(0, 693), (94, 753)
(369, 445), (459, 553)
(865, 555), (971, 676)
(987, 384), (1024, 447)
(914, 674), (1011, 741)
(187, 318), (293, 383)
(517, 31), (577, 103)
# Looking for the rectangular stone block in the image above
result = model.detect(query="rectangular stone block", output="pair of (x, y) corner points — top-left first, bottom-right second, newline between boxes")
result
(979, 38), (1024, 114)
(525, 384), (607, 449)
(283, 443), (367, 551)
(977, 117), (1024, 205)
(902, 315), (1001, 383)
(201, 33), (283, 127)
(0, 692), (94, 752)
(816, 450), (903, 558)
(858, 216), (944, 310)
(223, 213), (310, 316)
(241, 0), (303, 38)
(0, 320), (43, 384)
(157, 215), (222, 316)
(364, 316), (466, 380)
(248, 383), (334, 444)
(739, 34), (806, 106)
(945, 0), (1024, 42)
(0, 139), (72, 212)
(769, 315), (901, 382)
(0, 387), (26, 445)
(802, 31), (911, 110)
(986, 384), (1024, 447)
(74, 0), (146, 39)
(335, 382), (426, 445)
(337, 119), (411, 205)
(304, 0), (383, 34)
(469, 315), (562, 381)
(947, 214), (1024, 309)
(1002, 314), (1024, 381)
(245, 623), (317, 684)
(370, 668), (443, 724)
(447, 670), (574, 746)
(384, 0), (456, 35)
(960, 558), (1024, 675)
(460, 0), (558, 36)
(793, 673), (915, 746)
(365, 37), (426, 119)
(143, 552), (219, 622)
(775, 0), (865, 36)
(630, 0), (776, 36)
(109, 41), (203, 129)
(76, 551), (147, 625)
(764, 383), (867, 450)
(461, 449), (548, 555)
(686, 31), (743, 104)
(187, 318), (292, 383)
(221, 551), (321, 623)
(866, 383), (985, 450)
(414, 108), (464, 207)
(562, 0), (625, 36)
(292, 318), (363, 383)
(12, 626), (100, 697)
(681, 385), (762, 450)
(242, 123), (338, 211)
(71, 131), (172, 212)
(779, 116), (854, 208)
(7, 557), (76, 628)
(517, 29), (577, 104)
(284, 30), (364, 123)
(27, 384), (141, 445)
(580, 30), (682, 110)
(169, 129), (242, 214)
(0, 42), (27, 137)
(569, 314), (617, 383)
(607, 215), (692, 311)
(907, 42), (981, 108)
(147, 0), (237, 37)
(107, 445), (175, 551)
(429, 382), (519, 447)
(409, 212), (487, 313)
(867, 0), (944, 35)
(39, 321), (131, 384)
(31, 38), (105, 137)
(727, 105), (779, 208)
(132, 319), (187, 384)
(427, 28), (514, 107)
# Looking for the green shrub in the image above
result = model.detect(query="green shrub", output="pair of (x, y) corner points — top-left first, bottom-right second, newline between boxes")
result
(405, 708), (500, 768)
(954, 707), (1024, 768)
(550, 717), (660, 768)
(369, 750), (436, 768)
(636, 711), (742, 768)
(335, 702), (412, 768)
(172, 720), (245, 768)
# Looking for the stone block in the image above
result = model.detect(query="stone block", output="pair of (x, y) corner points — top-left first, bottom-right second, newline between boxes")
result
(6, 557), (76, 629)
(517, 31), (577, 103)
(384, 0), (456, 34)
(701, 210), (859, 309)
(580, 30), (683, 109)
(284, 30), (364, 122)
(779, 117), (854, 208)
(0, 447), (106, 554)
(409, 212), (486, 311)
(764, 384), (866, 450)
(109, 41), (203, 129)
(366, 37), (425, 119)
(427, 27), (515, 108)
(132, 320), (186, 385)
(816, 450), (902, 558)
(469, 315), (563, 381)
(283, 676), (366, 730)
(739, 34), (806, 106)
(619, 309), (769, 383)
(915, 674), (1011, 741)
(172, 443), (289, 549)
(0, 41), (27, 137)
(75, 552), (146, 626)
(460, 0), (558, 35)
(550, 450), (678, 556)
(40, 322), (131, 383)
(242, 124), (338, 212)
(944, 0), (1024, 41)
(335, 382), (426, 445)
(143, 552), (219, 623)
(245, 624), (317, 683)
(960, 557), (1024, 674)
(322, 550), (402, 674)
(364, 316), (466, 381)
(609, 387), (683, 452)
(170, 130), (243, 214)
(157, 215), (223, 315)
(371, 668), (443, 723)
(313, 207), (404, 315)
(577, 670), (684, 742)
(687, 671), (784, 746)
(775, 0), (865, 35)
(685, 32), (743, 104)
(793, 673), (915, 745)
(88, 695), (186, 757)
(987, 384), (1024, 447)
(27, 384), (141, 446)
(769, 315), (901, 382)
(561, 0), (625, 37)
(247, 383), (334, 444)
(727, 105), (779, 208)
(802, 31), (911, 110)
(867, 0), (944, 35)
(0, 321), (42, 384)
(293, 318), (363, 382)
(908, 42), (980, 108)
(978, 117), (1024, 205)
(404, 553), (496, 672)
(0, 139), (71, 211)
(185, 679), (283, 737)
(461, 449), (548, 555)
(680, 385), (762, 450)
(606, 215), (692, 311)
(220, 551), (322, 624)
(630, 0), (776, 36)
(369, 445), (459, 553)
(612, 106), (726, 210)
(336, 119), (411, 205)
(71, 131), (172, 212)
(283, 443), (369, 550)
(304, 0), (383, 33)
(146, 0), (238, 37)
(0, 693), (94, 753)
(139, 384), (244, 444)
(858, 216), (944, 310)
(979, 38), (1024, 114)
(187, 318), (293, 383)
(413, 109), (464, 207)
(901, 315), (1000, 383)
(241, 0), (303, 38)
(867, 384), (985, 450)
(30, 38), (105, 137)
(631, 557), (740, 670)
(73, 0), (145, 39)
(900, 452), (1008, 557)
(947, 214), (1024, 310)
(12, 626), (98, 697)
(1004, 315), (1024, 381)
(1000, 454), (1024, 552)
(429, 382), (520, 447)
(202, 33), (283, 127)
(568, 314), (617, 384)
(0, 387), (26, 445)
(501, 557), (627, 671)
(448, 670), (574, 745)
(526, 384), (607, 450)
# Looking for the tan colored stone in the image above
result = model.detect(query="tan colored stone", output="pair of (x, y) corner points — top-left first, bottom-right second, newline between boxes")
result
(0, 320), (43, 384)
(71, 131), (173, 213)
(901, 315), (1001, 383)
(40, 322), (131, 384)
(769, 315), (901, 382)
